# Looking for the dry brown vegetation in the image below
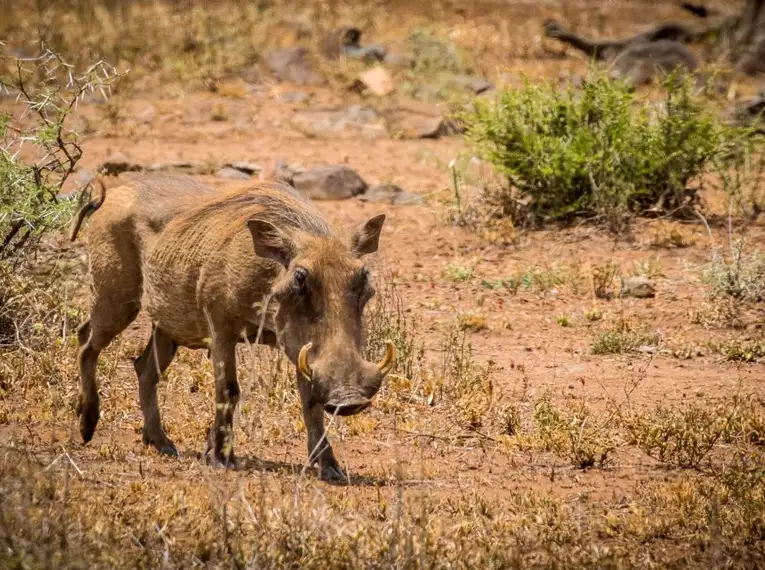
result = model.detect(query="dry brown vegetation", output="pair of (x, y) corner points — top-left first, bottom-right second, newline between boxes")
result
(2, 0), (765, 568)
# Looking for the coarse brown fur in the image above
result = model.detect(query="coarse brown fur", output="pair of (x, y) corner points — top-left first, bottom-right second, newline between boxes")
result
(73, 176), (392, 481)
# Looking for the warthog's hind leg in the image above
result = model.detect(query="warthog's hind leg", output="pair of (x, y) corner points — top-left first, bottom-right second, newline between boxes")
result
(75, 302), (139, 443)
(205, 336), (240, 468)
(134, 326), (178, 457)
(297, 373), (346, 483)
(77, 319), (91, 346)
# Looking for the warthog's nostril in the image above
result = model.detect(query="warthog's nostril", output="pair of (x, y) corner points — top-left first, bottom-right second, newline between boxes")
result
(324, 399), (371, 417)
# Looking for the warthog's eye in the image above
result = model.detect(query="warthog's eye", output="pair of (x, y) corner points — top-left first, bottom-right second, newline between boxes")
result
(292, 267), (308, 294)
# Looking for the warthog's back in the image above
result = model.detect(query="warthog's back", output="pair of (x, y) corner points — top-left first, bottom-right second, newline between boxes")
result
(144, 184), (332, 347)
(85, 174), (217, 250)
(117, 174), (216, 233)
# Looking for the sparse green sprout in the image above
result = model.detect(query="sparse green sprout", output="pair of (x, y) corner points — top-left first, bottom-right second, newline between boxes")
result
(457, 312), (488, 332)
(630, 256), (664, 279)
(443, 263), (474, 282)
(591, 317), (660, 355)
(711, 337), (765, 362)
(585, 306), (604, 322)
(556, 314), (571, 327)
(591, 262), (620, 300)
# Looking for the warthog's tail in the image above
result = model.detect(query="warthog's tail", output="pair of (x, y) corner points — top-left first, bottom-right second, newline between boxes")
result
(69, 178), (106, 242)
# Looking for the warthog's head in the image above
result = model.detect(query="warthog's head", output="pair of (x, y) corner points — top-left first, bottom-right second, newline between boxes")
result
(248, 214), (395, 416)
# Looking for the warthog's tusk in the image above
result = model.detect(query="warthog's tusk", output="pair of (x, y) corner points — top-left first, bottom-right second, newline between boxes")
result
(297, 342), (313, 380)
(378, 341), (396, 376)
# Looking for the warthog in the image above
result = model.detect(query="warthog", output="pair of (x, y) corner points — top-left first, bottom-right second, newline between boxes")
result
(71, 176), (395, 481)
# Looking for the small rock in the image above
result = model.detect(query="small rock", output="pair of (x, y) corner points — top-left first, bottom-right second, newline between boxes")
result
(266, 47), (323, 86)
(99, 153), (142, 176)
(291, 165), (367, 200)
(138, 105), (156, 124)
(389, 113), (444, 139)
(383, 52), (414, 68)
(225, 162), (263, 175)
(388, 112), (463, 139)
(397, 100), (443, 116)
(353, 67), (394, 96)
(454, 75), (493, 94)
(274, 162), (303, 186)
(215, 167), (252, 180)
(290, 106), (386, 139)
(280, 91), (309, 103)
(732, 94), (765, 129)
(347, 44), (387, 63)
(147, 161), (201, 173)
(620, 276), (656, 299)
(359, 184), (423, 205)
(319, 26), (386, 63)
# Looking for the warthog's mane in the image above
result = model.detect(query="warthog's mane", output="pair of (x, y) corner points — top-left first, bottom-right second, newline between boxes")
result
(146, 185), (338, 282)
(183, 185), (333, 239)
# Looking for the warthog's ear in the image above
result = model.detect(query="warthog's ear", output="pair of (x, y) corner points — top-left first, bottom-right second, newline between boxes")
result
(247, 219), (295, 268)
(350, 214), (386, 257)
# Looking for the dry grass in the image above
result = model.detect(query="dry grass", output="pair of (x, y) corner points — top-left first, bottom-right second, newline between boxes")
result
(2, 253), (765, 567)
(3, 0), (765, 568)
(591, 315), (661, 355)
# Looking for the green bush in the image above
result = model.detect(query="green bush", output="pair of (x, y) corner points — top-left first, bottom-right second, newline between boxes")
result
(462, 70), (748, 231)
(0, 45), (120, 347)
(0, 45), (121, 263)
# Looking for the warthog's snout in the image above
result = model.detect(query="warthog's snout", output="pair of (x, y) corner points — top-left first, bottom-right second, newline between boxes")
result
(324, 398), (371, 416)
(297, 340), (396, 416)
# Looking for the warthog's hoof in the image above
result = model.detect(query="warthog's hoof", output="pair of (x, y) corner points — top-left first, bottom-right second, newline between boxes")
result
(319, 463), (348, 483)
(76, 395), (99, 443)
(142, 431), (179, 458)
(204, 443), (239, 470)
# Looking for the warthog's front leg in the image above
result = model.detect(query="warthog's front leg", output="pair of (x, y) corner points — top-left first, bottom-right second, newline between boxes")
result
(297, 373), (345, 482)
(206, 336), (240, 468)
(135, 326), (178, 457)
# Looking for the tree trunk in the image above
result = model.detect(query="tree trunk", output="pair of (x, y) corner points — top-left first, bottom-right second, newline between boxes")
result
(734, 0), (765, 73)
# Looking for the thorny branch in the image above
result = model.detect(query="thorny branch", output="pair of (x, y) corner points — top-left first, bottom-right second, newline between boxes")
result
(0, 41), (123, 259)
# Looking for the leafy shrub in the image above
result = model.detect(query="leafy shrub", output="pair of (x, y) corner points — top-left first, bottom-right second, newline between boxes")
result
(462, 70), (747, 232)
(532, 397), (616, 469)
(0, 45), (121, 263)
(703, 243), (765, 302)
(624, 397), (749, 468)
(0, 45), (119, 347)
